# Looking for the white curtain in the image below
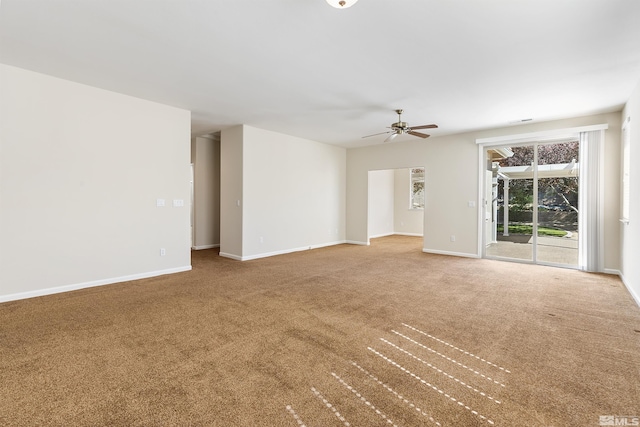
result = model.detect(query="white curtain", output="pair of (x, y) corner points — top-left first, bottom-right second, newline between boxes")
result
(578, 130), (605, 272)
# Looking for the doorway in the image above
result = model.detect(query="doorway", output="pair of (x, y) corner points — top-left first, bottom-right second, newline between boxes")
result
(484, 140), (580, 267)
(368, 168), (425, 243)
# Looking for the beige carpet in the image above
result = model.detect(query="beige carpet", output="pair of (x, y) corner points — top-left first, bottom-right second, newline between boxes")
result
(1, 235), (639, 426)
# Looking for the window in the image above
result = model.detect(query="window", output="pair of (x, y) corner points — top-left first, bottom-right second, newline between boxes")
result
(622, 117), (631, 223)
(410, 167), (425, 209)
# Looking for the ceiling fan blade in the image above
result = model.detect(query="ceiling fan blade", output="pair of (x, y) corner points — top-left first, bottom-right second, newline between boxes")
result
(384, 132), (399, 143)
(408, 130), (430, 139)
(410, 124), (438, 130)
(362, 130), (391, 138)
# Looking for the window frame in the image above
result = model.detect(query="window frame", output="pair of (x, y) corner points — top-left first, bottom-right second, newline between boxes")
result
(410, 167), (425, 210)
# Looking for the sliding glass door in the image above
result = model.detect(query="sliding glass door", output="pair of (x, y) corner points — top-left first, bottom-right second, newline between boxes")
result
(486, 145), (534, 261)
(484, 140), (579, 267)
(535, 142), (579, 265)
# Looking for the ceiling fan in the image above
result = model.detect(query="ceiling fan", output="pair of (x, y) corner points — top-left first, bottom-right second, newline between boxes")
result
(363, 109), (438, 142)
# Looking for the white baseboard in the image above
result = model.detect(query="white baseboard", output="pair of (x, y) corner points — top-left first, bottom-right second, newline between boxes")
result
(422, 248), (480, 259)
(394, 232), (424, 237)
(602, 269), (639, 308)
(369, 232), (395, 239)
(192, 244), (220, 250)
(219, 252), (242, 261)
(345, 240), (370, 246)
(310, 240), (347, 250)
(0, 266), (193, 304)
(220, 241), (347, 261)
(619, 271), (640, 308)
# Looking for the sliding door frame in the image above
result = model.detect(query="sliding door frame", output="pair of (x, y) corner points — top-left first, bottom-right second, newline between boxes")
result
(476, 125), (607, 268)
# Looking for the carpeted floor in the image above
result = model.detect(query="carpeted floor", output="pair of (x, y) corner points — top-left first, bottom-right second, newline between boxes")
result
(1, 235), (639, 426)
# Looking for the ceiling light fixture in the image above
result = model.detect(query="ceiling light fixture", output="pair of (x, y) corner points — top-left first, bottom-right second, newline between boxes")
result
(326, 0), (358, 9)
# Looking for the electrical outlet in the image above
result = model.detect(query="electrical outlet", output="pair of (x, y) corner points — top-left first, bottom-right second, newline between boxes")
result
(160, 248), (166, 256)
(450, 235), (456, 242)
(259, 237), (264, 243)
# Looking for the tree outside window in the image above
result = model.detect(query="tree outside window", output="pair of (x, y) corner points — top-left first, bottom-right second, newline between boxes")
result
(497, 142), (579, 213)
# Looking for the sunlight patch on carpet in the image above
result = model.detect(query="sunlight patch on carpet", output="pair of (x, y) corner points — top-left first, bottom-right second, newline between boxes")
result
(285, 405), (307, 427)
(310, 387), (351, 426)
(379, 337), (502, 403)
(391, 329), (507, 387)
(287, 323), (511, 426)
(331, 372), (399, 427)
(401, 323), (512, 373)
(368, 346), (496, 425)
(351, 360), (441, 426)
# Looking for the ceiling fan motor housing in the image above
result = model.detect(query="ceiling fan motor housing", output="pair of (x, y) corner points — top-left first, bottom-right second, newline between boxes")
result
(392, 110), (407, 132)
(392, 121), (408, 132)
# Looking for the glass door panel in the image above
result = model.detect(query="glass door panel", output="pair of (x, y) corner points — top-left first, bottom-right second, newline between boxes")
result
(536, 141), (579, 266)
(486, 145), (534, 261)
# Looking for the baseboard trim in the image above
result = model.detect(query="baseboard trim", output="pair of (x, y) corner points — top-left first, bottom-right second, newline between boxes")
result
(369, 232), (394, 239)
(422, 248), (480, 259)
(370, 233), (424, 238)
(240, 246), (310, 261)
(220, 241), (348, 261)
(219, 252), (242, 261)
(619, 271), (640, 308)
(192, 244), (220, 250)
(311, 240), (347, 250)
(0, 266), (193, 304)
(345, 240), (370, 246)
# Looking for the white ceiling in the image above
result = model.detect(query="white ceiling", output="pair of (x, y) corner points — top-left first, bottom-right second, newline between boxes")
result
(2, 0), (640, 148)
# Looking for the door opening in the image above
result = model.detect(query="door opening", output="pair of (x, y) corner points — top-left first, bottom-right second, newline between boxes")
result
(484, 140), (580, 267)
(367, 168), (425, 243)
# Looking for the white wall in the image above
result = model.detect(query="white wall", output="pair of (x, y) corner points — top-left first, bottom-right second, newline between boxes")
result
(394, 168), (424, 236)
(347, 112), (622, 266)
(621, 78), (640, 305)
(0, 65), (191, 302)
(220, 125), (346, 260)
(347, 136), (478, 254)
(368, 169), (395, 238)
(191, 134), (220, 249)
(220, 126), (244, 259)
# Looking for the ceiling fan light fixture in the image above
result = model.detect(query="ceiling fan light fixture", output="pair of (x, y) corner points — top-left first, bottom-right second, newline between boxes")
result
(384, 133), (399, 143)
(326, 0), (358, 9)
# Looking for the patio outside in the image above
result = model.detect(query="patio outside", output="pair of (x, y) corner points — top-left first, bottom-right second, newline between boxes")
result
(485, 141), (579, 267)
